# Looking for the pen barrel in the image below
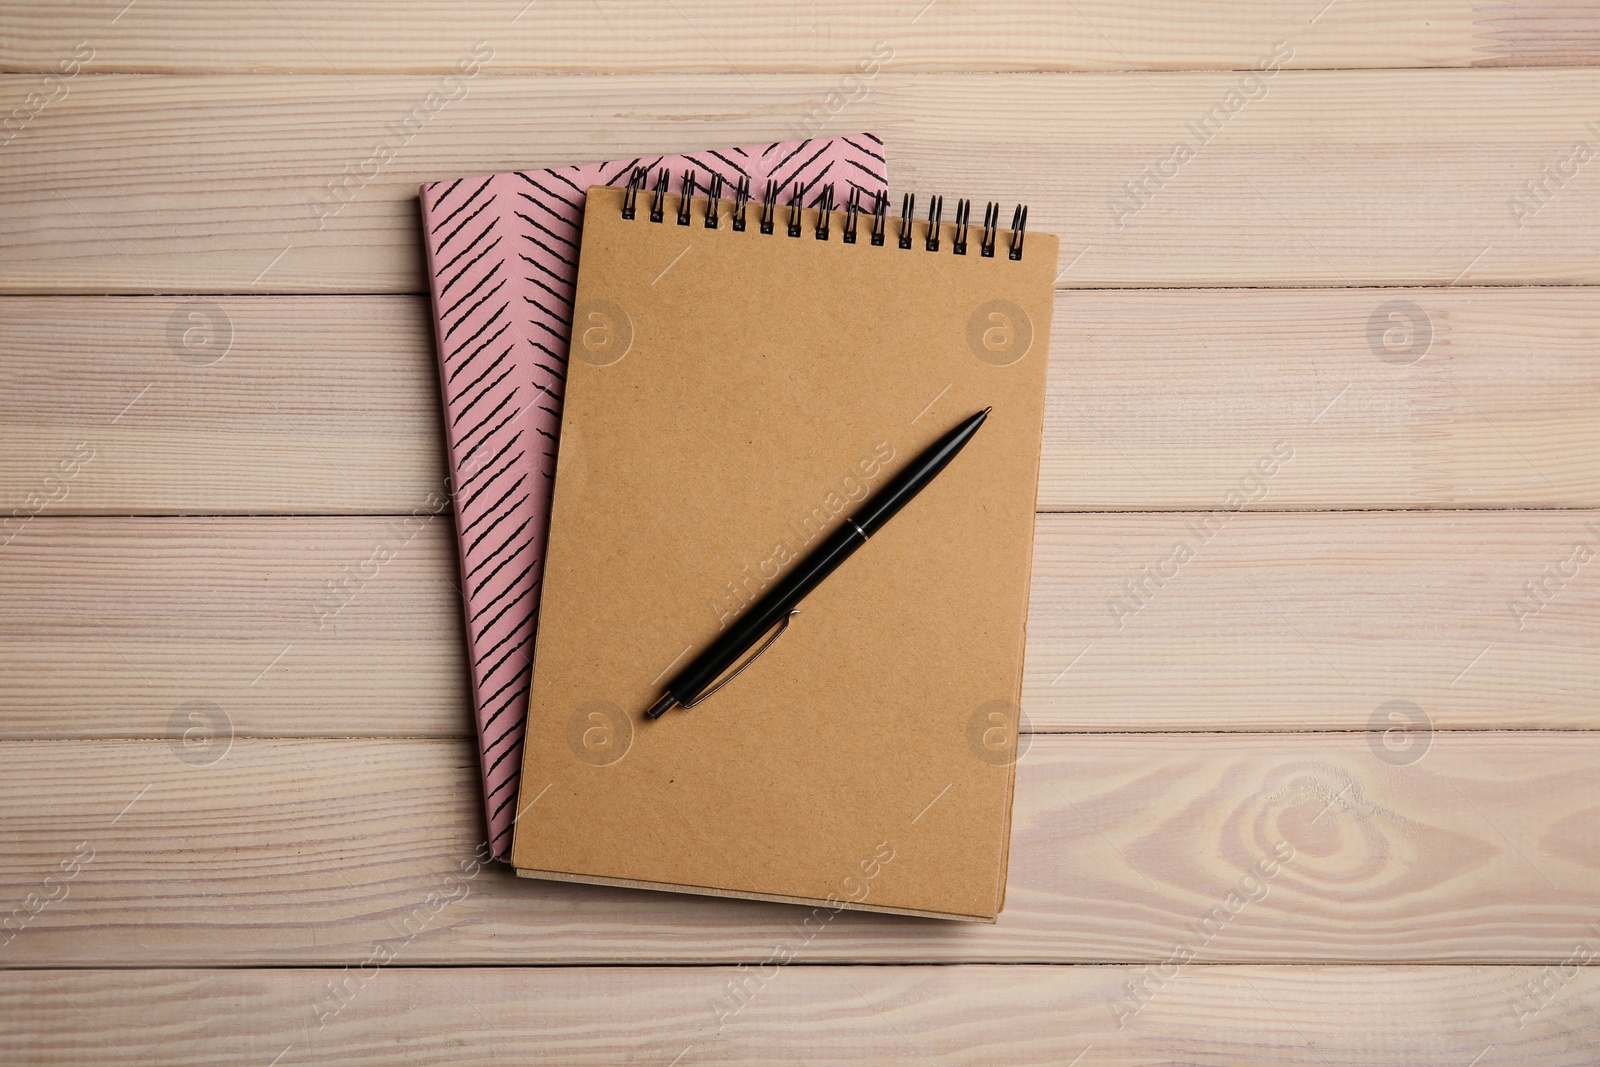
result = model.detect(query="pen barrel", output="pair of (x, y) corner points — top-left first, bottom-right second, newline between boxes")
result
(668, 521), (865, 705)
(662, 408), (988, 711)
(857, 410), (988, 536)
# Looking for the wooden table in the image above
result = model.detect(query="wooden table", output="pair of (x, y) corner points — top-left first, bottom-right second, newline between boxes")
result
(3, 3), (1598, 1063)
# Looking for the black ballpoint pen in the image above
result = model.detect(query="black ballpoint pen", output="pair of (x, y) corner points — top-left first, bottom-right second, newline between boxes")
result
(644, 407), (991, 720)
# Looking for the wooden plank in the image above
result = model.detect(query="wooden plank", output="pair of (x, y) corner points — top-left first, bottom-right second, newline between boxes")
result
(2, 511), (1593, 738)
(1024, 509), (1600, 732)
(3, 966), (1598, 1065)
(2, 734), (1598, 965)
(1050, 286), (1600, 510)
(0, 518), (469, 740)
(3, 289), (1595, 515)
(0, 297), (448, 515)
(2, 71), (1598, 292)
(1, 1), (1591, 74)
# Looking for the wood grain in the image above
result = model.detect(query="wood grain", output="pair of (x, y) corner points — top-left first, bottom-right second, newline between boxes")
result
(1051, 286), (1600, 510)
(3, 71), (1598, 293)
(3, 289), (1595, 515)
(1024, 509), (1600, 732)
(2, 734), (1598, 965)
(3, 512), (1593, 738)
(3, 966), (1597, 1065)
(0, 518), (468, 740)
(1, 1), (1593, 74)
(0, 297), (447, 515)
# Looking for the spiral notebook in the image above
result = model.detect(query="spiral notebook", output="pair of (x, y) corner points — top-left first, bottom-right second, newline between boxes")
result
(510, 180), (1057, 921)
(418, 137), (888, 858)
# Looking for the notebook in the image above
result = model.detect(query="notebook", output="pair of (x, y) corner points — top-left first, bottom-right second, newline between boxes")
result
(417, 137), (889, 859)
(510, 182), (1057, 921)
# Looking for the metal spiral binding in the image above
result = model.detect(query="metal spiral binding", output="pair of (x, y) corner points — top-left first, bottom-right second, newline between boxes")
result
(952, 199), (971, 255)
(621, 166), (646, 220)
(677, 171), (697, 226)
(649, 169), (669, 223)
(704, 174), (723, 228)
(1009, 205), (1028, 260)
(786, 182), (804, 238)
(733, 176), (750, 231)
(924, 195), (944, 253)
(617, 168), (1032, 261)
(760, 179), (778, 235)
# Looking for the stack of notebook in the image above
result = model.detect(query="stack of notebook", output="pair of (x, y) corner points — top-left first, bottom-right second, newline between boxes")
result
(420, 135), (1054, 922)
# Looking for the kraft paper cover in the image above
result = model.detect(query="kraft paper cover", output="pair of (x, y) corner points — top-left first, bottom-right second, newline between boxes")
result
(511, 185), (1056, 921)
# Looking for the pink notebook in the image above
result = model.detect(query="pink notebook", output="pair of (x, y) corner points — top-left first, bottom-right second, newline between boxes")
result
(419, 136), (890, 857)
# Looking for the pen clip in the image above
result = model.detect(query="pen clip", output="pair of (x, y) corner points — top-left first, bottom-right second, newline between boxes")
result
(681, 609), (799, 709)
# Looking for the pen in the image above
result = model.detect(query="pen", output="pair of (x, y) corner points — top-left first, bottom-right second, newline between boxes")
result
(644, 407), (991, 719)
